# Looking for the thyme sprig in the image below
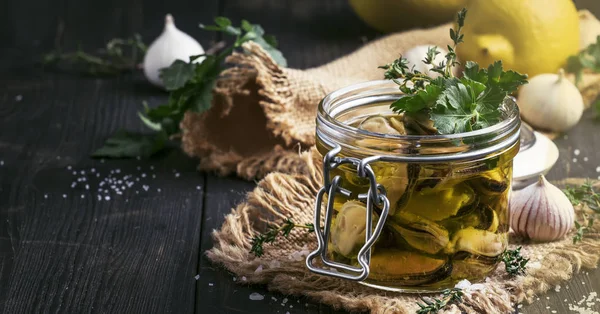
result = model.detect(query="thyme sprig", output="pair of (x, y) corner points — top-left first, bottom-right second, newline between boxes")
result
(43, 34), (147, 75)
(250, 218), (314, 257)
(416, 288), (464, 314)
(563, 180), (600, 243)
(501, 246), (529, 276)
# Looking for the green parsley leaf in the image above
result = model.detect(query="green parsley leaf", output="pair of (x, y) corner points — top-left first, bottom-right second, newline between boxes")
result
(566, 35), (600, 86)
(92, 130), (167, 158)
(159, 59), (197, 91)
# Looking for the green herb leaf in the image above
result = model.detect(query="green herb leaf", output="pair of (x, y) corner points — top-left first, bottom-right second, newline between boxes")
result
(566, 36), (600, 86)
(501, 246), (528, 276)
(92, 130), (167, 158)
(138, 112), (162, 131)
(159, 60), (196, 91)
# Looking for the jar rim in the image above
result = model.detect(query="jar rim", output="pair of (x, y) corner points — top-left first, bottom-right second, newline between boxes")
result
(316, 80), (521, 159)
(318, 80), (519, 141)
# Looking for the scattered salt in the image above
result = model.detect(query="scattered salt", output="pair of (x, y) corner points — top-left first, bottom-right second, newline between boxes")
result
(67, 165), (72, 170)
(100, 159), (105, 163)
(56, 156), (61, 160)
(517, 304), (523, 309)
(157, 188), (161, 192)
(282, 298), (288, 304)
(150, 166), (154, 170)
(208, 283), (213, 286)
(44, 194), (48, 199)
(71, 182), (77, 188)
(242, 276), (247, 281)
(574, 149), (581, 156)
(73, 171), (77, 175)
(255, 265), (263, 273)
(584, 157), (589, 162)
(105, 196), (110, 201)
(175, 173), (180, 178)
(15, 95), (22, 101)
(196, 186), (201, 190)
(233, 277), (237, 282)
(85, 184), (89, 190)
(194, 275), (200, 280)
(573, 158), (578, 163)
(271, 296), (278, 301)
(454, 279), (472, 290)
(81, 195), (85, 199)
(62, 194), (67, 198)
(249, 293), (264, 301)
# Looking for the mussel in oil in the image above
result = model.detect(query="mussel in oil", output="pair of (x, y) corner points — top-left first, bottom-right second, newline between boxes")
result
(369, 249), (452, 286)
(358, 115), (404, 135)
(389, 212), (449, 254)
(399, 181), (476, 221)
(331, 201), (370, 258)
(471, 170), (508, 195)
(445, 227), (506, 257)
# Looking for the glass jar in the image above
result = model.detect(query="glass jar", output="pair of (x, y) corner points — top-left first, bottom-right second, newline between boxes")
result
(306, 80), (520, 292)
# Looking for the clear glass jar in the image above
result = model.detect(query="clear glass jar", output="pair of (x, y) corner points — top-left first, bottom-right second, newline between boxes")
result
(306, 80), (520, 292)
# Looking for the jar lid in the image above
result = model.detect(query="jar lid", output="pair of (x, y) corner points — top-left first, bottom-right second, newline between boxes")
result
(512, 123), (559, 189)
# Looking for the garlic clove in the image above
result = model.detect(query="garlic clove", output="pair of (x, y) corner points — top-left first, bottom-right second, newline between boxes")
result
(510, 175), (575, 242)
(143, 14), (205, 88)
(517, 69), (584, 132)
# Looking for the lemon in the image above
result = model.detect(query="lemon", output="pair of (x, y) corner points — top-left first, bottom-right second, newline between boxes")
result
(348, 0), (467, 32)
(458, 0), (580, 78)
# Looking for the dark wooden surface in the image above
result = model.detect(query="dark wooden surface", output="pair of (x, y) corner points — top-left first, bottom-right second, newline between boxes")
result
(0, 1), (599, 313)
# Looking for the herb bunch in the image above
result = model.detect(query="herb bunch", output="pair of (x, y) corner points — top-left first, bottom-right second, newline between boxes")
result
(416, 288), (464, 314)
(44, 34), (147, 76)
(566, 35), (600, 87)
(93, 17), (286, 158)
(380, 8), (528, 135)
(563, 180), (599, 243)
(501, 246), (528, 276)
(250, 218), (314, 257)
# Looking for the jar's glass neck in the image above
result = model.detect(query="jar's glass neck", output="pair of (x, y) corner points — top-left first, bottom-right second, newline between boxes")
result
(316, 80), (521, 160)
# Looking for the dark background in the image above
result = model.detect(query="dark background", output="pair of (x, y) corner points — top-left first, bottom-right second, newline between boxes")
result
(1, 0), (599, 313)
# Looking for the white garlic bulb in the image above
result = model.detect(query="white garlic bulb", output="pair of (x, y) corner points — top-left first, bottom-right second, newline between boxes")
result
(143, 14), (205, 88)
(510, 175), (574, 242)
(403, 45), (449, 78)
(579, 10), (600, 49)
(517, 69), (584, 132)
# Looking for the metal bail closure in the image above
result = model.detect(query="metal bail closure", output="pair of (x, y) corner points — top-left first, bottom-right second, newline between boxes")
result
(305, 145), (390, 281)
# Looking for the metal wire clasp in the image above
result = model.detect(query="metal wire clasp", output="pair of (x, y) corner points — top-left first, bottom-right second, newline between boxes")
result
(306, 144), (390, 281)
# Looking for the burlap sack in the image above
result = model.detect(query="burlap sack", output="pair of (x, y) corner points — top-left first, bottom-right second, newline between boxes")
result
(207, 148), (600, 314)
(181, 11), (600, 180)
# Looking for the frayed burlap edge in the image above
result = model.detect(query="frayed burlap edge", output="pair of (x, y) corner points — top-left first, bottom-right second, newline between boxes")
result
(206, 149), (600, 314)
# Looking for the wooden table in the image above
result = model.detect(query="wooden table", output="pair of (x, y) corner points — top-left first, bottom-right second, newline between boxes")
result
(1, 0), (598, 313)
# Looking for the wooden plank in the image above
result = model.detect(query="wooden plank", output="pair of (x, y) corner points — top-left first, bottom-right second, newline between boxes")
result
(196, 175), (351, 314)
(0, 0), (219, 313)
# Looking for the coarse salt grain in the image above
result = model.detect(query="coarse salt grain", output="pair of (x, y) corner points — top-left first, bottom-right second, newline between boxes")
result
(249, 293), (264, 301)
(208, 283), (213, 286)
(105, 196), (110, 201)
(175, 173), (180, 178)
(573, 158), (578, 163)
(71, 182), (77, 188)
(157, 188), (161, 192)
(282, 298), (288, 304)
(62, 194), (67, 198)
(81, 194), (85, 198)
(194, 275), (200, 280)
(196, 186), (201, 190)
(15, 95), (22, 101)
(67, 165), (72, 170)
(242, 276), (247, 281)
(255, 265), (263, 273)
(584, 157), (589, 162)
(574, 149), (581, 155)
(44, 194), (48, 199)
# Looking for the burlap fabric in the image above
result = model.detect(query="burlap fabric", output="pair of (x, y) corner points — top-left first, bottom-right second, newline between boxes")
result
(207, 148), (600, 314)
(181, 10), (600, 180)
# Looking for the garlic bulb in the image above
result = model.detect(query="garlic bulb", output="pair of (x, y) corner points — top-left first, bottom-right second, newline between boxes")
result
(510, 175), (574, 242)
(403, 45), (449, 78)
(143, 14), (205, 88)
(517, 69), (584, 132)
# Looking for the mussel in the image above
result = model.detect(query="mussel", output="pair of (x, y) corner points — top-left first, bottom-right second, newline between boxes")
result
(403, 112), (437, 135)
(399, 181), (476, 221)
(471, 170), (508, 195)
(368, 249), (452, 286)
(330, 201), (370, 258)
(445, 227), (506, 257)
(388, 212), (450, 254)
(358, 115), (404, 135)
(441, 204), (499, 233)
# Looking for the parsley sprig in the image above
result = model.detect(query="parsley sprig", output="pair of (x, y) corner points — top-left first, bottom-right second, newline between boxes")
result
(563, 180), (600, 243)
(380, 8), (528, 135)
(92, 17), (286, 158)
(250, 218), (314, 257)
(501, 246), (529, 276)
(416, 288), (464, 314)
(44, 34), (147, 75)
(566, 36), (600, 87)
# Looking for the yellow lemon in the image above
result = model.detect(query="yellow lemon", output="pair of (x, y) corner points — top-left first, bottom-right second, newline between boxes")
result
(458, 0), (580, 77)
(349, 0), (467, 32)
